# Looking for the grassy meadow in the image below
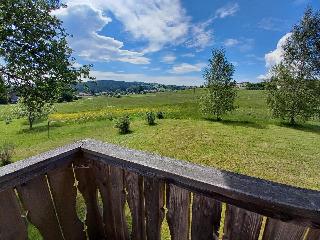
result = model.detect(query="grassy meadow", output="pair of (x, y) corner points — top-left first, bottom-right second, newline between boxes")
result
(0, 89), (319, 190)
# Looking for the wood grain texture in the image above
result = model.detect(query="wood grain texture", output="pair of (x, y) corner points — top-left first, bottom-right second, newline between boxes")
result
(306, 229), (320, 240)
(0, 142), (80, 192)
(16, 175), (64, 240)
(262, 218), (307, 240)
(0, 189), (27, 240)
(144, 177), (165, 240)
(166, 184), (191, 240)
(82, 139), (320, 228)
(125, 171), (146, 240)
(191, 194), (222, 240)
(93, 161), (129, 240)
(47, 165), (86, 240)
(73, 159), (105, 239)
(223, 204), (263, 240)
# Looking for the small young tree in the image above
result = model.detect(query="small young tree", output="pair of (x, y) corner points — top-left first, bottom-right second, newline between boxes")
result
(0, 0), (92, 129)
(267, 7), (320, 124)
(200, 49), (237, 120)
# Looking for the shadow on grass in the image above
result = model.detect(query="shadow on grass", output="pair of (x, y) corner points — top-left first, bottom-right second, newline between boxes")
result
(277, 122), (320, 135)
(118, 130), (134, 135)
(18, 122), (63, 134)
(205, 118), (267, 129)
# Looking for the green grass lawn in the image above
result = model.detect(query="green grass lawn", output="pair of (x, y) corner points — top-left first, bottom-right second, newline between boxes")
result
(1, 89), (319, 190)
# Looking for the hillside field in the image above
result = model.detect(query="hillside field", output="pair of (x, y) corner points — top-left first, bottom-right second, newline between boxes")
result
(0, 89), (320, 190)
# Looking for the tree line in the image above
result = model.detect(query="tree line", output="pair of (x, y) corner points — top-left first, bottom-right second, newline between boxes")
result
(201, 7), (320, 125)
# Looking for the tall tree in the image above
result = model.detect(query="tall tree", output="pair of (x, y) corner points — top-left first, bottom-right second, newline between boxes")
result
(0, 0), (92, 128)
(200, 48), (237, 120)
(267, 7), (320, 125)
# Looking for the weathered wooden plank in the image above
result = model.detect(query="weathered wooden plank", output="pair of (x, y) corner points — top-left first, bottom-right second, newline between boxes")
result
(166, 184), (191, 240)
(82, 139), (320, 228)
(73, 159), (105, 239)
(0, 142), (80, 192)
(93, 161), (129, 240)
(125, 171), (146, 240)
(0, 189), (27, 240)
(16, 175), (64, 240)
(306, 229), (320, 240)
(191, 194), (222, 240)
(223, 204), (263, 240)
(47, 165), (86, 240)
(144, 177), (165, 240)
(262, 218), (307, 240)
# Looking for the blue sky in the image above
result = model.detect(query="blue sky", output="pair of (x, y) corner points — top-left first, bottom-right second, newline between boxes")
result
(55, 0), (320, 86)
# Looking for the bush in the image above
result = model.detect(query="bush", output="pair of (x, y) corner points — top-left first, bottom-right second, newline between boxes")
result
(0, 143), (15, 166)
(146, 112), (156, 125)
(115, 116), (131, 134)
(156, 111), (164, 119)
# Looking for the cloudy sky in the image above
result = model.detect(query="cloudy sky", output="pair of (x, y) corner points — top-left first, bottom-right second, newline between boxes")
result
(55, 0), (320, 85)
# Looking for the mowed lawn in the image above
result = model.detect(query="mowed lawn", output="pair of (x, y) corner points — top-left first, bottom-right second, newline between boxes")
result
(0, 89), (320, 190)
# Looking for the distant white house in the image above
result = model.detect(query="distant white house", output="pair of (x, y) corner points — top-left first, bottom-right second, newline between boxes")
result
(236, 82), (249, 89)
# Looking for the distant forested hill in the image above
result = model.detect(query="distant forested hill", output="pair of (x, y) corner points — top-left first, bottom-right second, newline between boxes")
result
(76, 80), (191, 94)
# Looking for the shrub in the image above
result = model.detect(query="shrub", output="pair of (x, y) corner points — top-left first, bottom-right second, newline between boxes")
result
(4, 117), (12, 125)
(156, 111), (164, 119)
(0, 143), (15, 166)
(115, 116), (130, 134)
(146, 112), (156, 125)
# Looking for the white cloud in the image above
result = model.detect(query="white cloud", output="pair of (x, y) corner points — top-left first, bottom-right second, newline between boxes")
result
(182, 53), (195, 57)
(223, 38), (254, 52)
(170, 63), (205, 74)
(186, 19), (214, 51)
(238, 38), (254, 52)
(59, 0), (216, 54)
(161, 54), (176, 64)
(90, 70), (202, 86)
(215, 3), (240, 19)
(265, 33), (292, 68)
(257, 73), (271, 81)
(258, 18), (288, 31)
(64, 0), (190, 53)
(224, 38), (240, 47)
(54, 4), (150, 64)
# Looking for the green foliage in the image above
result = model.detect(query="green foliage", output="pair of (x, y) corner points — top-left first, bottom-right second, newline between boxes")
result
(0, 0), (92, 129)
(146, 112), (156, 125)
(201, 48), (237, 120)
(58, 89), (76, 103)
(115, 116), (131, 134)
(283, 7), (320, 80)
(0, 142), (14, 166)
(267, 7), (320, 125)
(156, 111), (164, 119)
(246, 82), (266, 90)
(14, 99), (56, 128)
(0, 76), (8, 104)
(267, 64), (320, 124)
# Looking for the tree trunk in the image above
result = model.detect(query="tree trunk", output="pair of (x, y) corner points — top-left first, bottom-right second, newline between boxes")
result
(28, 114), (33, 129)
(289, 116), (296, 125)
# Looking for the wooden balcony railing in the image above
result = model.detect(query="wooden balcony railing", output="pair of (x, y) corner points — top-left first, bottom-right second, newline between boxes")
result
(0, 139), (319, 240)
